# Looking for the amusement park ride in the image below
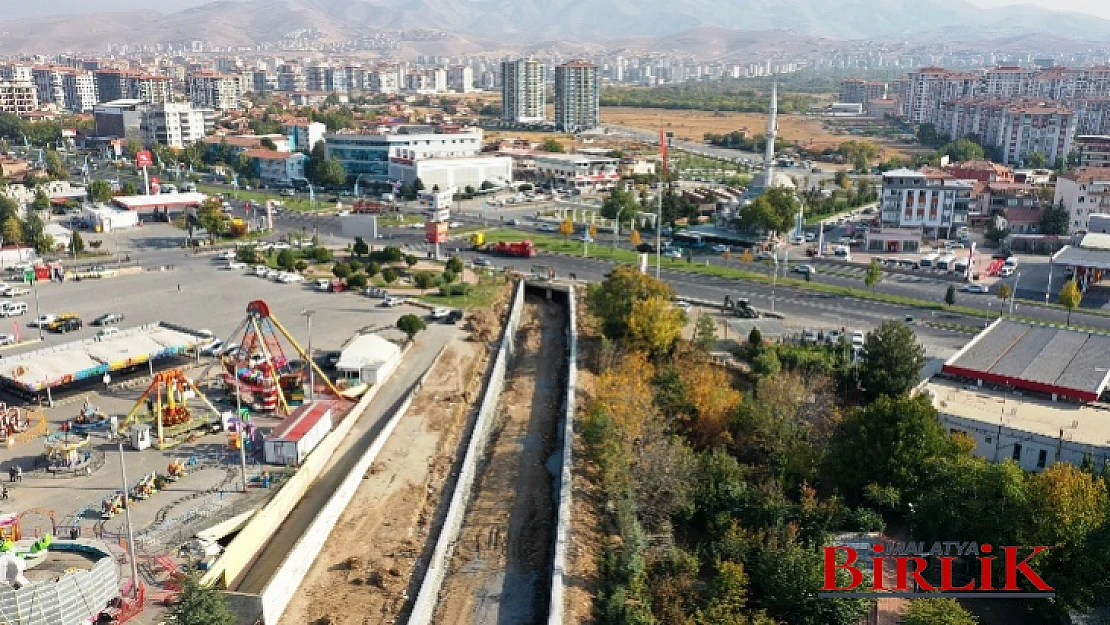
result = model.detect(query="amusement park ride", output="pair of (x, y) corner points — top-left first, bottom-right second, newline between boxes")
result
(121, 370), (222, 450)
(200, 300), (343, 416)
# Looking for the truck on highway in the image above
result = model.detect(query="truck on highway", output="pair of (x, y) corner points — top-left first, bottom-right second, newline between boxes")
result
(470, 233), (537, 257)
(352, 200), (390, 214)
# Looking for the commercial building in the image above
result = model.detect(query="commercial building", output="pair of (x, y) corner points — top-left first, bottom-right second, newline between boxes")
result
(283, 119), (326, 152)
(324, 125), (483, 181)
(142, 103), (213, 148)
(534, 153), (620, 190)
(388, 154), (512, 192)
(93, 99), (146, 144)
(929, 318), (1110, 471)
(879, 168), (973, 239)
(243, 149), (307, 186)
(187, 71), (245, 110)
(1054, 167), (1110, 233)
(502, 59), (546, 123)
(554, 61), (600, 132)
(839, 78), (887, 104)
(336, 334), (401, 385)
(0, 81), (37, 115)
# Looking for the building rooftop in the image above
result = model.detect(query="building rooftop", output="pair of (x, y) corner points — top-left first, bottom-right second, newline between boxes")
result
(924, 378), (1110, 449)
(243, 149), (299, 160)
(1060, 167), (1110, 183)
(336, 334), (400, 372)
(943, 318), (1110, 402)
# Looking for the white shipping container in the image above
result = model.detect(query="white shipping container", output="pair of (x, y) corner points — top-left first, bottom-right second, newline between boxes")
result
(264, 403), (334, 466)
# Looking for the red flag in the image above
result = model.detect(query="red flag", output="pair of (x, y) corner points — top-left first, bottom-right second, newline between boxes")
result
(12, 320), (19, 344)
(659, 129), (667, 173)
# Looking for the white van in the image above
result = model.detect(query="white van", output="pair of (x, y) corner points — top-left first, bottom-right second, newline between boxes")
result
(1004, 256), (1018, 268)
(0, 302), (26, 317)
(833, 245), (852, 261)
(315, 279), (332, 292)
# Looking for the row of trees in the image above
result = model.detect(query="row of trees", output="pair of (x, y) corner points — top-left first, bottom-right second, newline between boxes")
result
(602, 84), (815, 114)
(582, 266), (1110, 624)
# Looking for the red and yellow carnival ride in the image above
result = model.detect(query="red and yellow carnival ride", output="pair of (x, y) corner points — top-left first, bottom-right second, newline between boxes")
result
(121, 370), (222, 449)
(200, 300), (344, 416)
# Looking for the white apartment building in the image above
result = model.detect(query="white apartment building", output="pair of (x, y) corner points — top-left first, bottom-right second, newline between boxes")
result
(142, 102), (213, 148)
(283, 119), (326, 152)
(997, 103), (1075, 166)
(369, 69), (399, 94)
(1054, 167), (1110, 233)
(324, 125), (483, 181)
(32, 67), (97, 111)
(880, 168), (972, 239)
(554, 61), (600, 132)
(187, 72), (243, 110)
(244, 150), (307, 186)
(447, 66), (474, 93)
(0, 65), (33, 85)
(534, 153), (620, 189)
(0, 82), (38, 115)
(132, 76), (173, 104)
(501, 59), (546, 123)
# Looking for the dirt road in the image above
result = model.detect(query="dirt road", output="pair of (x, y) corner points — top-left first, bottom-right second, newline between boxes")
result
(433, 296), (569, 625)
(278, 338), (489, 625)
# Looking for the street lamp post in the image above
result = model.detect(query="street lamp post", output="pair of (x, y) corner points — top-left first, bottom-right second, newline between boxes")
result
(771, 252), (778, 314)
(1010, 272), (1021, 316)
(613, 207), (625, 249)
(301, 309), (315, 402)
(32, 278), (42, 341)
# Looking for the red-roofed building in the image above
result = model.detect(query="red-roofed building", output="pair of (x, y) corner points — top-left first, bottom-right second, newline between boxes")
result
(264, 401), (337, 465)
(943, 160), (1014, 184)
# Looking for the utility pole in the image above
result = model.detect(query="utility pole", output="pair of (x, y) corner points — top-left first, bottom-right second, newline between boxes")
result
(1010, 272), (1021, 316)
(117, 443), (140, 596)
(301, 309), (315, 401)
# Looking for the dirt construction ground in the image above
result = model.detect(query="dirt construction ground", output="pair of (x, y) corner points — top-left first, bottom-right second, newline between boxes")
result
(434, 296), (568, 625)
(279, 337), (489, 625)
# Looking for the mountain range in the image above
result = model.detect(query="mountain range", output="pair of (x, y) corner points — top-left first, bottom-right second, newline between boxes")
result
(2, 0), (1110, 54)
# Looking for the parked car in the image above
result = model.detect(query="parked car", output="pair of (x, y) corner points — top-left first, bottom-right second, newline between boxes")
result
(960, 284), (990, 293)
(801, 328), (818, 344)
(0, 302), (27, 317)
(999, 266), (1015, 277)
(92, 312), (124, 326)
(0, 286), (29, 297)
(793, 264), (817, 275)
(47, 316), (83, 333)
(380, 296), (405, 307)
(364, 286), (387, 298)
(446, 309), (464, 324)
(225, 261), (246, 270)
(429, 307), (450, 320)
(29, 313), (57, 328)
(473, 257), (492, 267)
(0, 333), (15, 346)
(711, 244), (731, 253)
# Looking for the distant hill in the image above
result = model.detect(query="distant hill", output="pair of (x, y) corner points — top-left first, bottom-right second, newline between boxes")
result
(2, 0), (1110, 53)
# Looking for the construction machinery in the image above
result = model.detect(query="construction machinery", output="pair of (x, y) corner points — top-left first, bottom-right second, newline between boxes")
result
(199, 300), (346, 416)
(122, 370), (222, 449)
(723, 295), (761, 319)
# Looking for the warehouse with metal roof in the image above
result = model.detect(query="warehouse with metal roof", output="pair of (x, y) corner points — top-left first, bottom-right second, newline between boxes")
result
(943, 318), (1110, 402)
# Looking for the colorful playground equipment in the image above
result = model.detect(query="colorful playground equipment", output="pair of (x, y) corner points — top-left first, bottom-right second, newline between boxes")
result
(0, 404), (29, 441)
(0, 514), (20, 542)
(200, 300), (345, 416)
(166, 459), (187, 481)
(225, 410), (257, 452)
(72, 398), (111, 433)
(122, 370), (222, 449)
(102, 492), (125, 519)
(43, 432), (93, 472)
(130, 473), (159, 501)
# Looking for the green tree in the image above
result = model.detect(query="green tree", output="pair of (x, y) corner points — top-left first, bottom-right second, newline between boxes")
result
(317, 157), (347, 188)
(984, 222), (1010, 245)
(352, 236), (369, 257)
(68, 230), (84, 255)
(120, 181), (137, 196)
(312, 246), (333, 263)
(30, 189), (49, 212)
(405, 254), (418, 268)
(601, 184), (641, 220)
(996, 282), (1013, 315)
(940, 138), (986, 162)
(748, 326), (762, 347)
(236, 245), (257, 263)
(366, 261), (381, 278)
(197, 199), (228, 241)
(123, 140), (142, 159)
(87, 179), (113, 203)
(900, 597), (977, 625)
(381, 267), (398, 284)
(541, 138), (565, 153)
(2, 217), (21, 244)
(397, 313), (426, 340)
(693, 314), (718, 352)
(44, 149), (65, 179)
(345, 272), (368, 289)
(833, 170), (850, 190)
(945, 284), (956, 307)
(859, 320), (926, 399)
(331, 261), (351, 279)
(347, 258), (362, 273)
(260, 137), (277, 150)
(167, 572), (236, 625)
(1040, 201), (1069, 236)
(447, 255), (463, 274)
(294, 259), (308, 272)
(864, 258), (881, 289)
(413, 271), (437, 292)
(1025, 151), (1048, 169)
(276, 248), (296, 270)
(826, 394), (961, 505)
(559, 217), (574, 240)
(586, 265), (674, 340)
(1059, 279), (1082, 326)
(305, 140), (326, 182)
(741, 186), (798, 234)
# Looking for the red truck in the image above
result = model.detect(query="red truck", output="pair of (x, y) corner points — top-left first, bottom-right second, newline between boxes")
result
(490, 240), (536, 258)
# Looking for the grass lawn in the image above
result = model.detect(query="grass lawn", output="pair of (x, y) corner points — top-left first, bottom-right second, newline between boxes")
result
(419, 273), (508, 309)
(196, 184), (321, 212)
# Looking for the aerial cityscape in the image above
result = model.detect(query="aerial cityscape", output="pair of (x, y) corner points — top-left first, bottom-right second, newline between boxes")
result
(0, 1), (1109, 624)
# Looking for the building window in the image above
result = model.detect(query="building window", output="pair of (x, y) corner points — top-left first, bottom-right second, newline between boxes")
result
(1012, 444), (1022, 461)
(1037, 449), (1048, 469)
(985, 436), (993, 444)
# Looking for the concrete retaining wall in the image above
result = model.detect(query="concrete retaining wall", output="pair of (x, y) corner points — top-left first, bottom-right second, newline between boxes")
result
(548, 285), (577, 624)
(407, 280), (526, 624)
(258, 345), (448, 625)
(201, 345), (409, 590)
(0, 541), (119, 625)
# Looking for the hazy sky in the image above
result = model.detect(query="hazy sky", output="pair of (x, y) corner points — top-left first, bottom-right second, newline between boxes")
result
(967, 0), (1110, 20)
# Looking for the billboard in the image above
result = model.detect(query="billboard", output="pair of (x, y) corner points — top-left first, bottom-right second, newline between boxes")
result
(135, 151), (153, 168)
(425, 221), (448, 244)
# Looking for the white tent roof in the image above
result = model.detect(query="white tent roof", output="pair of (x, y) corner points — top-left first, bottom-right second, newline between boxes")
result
(336, 334), (401, 372)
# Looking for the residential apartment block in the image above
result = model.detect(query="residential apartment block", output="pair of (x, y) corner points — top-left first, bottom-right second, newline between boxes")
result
(839, 78), (887, 104)
(1074, 135), (1110, 168)
(1053, 167), (1110, 233)
(187, 72), (246, 110)
(283, 119), (326, 152)
(0, 82), (38, 115)
(243, 149), (307, 186)
(32, 67), (97, 112)
(142, 102), (213, 148)
(554, 60), (600, 132)
(501, 59), (546, 123)
(880, 168), (972, 238)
